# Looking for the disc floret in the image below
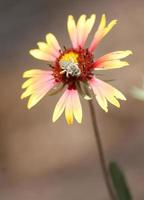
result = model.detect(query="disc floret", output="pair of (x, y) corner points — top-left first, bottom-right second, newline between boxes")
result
(52, 47), (94, 89)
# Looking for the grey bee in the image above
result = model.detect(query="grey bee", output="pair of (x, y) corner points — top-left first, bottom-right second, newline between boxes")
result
(59, 58), (81, 78)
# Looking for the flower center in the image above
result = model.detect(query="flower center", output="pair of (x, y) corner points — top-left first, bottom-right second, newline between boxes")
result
(59, 52), (81, 78)
(60, 52), (78, 63)
(52, 47), (94, 89)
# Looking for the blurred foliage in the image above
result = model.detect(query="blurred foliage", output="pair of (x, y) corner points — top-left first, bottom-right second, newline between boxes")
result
(131, 77), (144, 101)
(109, 161), (132, 200)
(131, 87), (144, 101)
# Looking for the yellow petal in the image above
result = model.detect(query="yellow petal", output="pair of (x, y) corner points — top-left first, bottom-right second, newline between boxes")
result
(65, 94), (73, 125)
(89, 77), (126, 112)
(52, 90), (68, 122)
(98, 14), (106, 32)
(72, 90), (82, 123)
(83, 14), (96, 45)
(67, 15), (78, 48)
(52, 89), (82, 124)
(89, 14), (117, 52)
(23, 70), (51, 78)
(29, 49), (56, 61)
(21, 69), (56, 108)
(30, 33), (61, 61)
(106, 96), (120, 108)
(77, 15), (86, 47)
(37, 41), (58, 57)
(95, 60), (129, 70)
(95, 87), (108, 112)
(21, 78), (39, 89)
(21, 88), (32, 99)
(46, 33), (61, 53)
(27, 88), (49, 109)
(96, 50), (132, 62)
(37, 42), (48, 51)
(104, 19), (117, 36)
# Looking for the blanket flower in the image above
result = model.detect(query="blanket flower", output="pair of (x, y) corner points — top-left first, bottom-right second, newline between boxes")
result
(21, 14), (132, 124)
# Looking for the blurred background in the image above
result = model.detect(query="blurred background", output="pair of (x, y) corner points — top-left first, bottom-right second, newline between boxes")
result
(0, 0), (144, 199)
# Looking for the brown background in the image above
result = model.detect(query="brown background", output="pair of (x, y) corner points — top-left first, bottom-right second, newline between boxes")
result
(0, 0), (144, 199)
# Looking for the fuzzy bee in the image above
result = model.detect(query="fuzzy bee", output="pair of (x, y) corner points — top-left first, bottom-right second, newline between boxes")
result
(59, 58), (81, 78)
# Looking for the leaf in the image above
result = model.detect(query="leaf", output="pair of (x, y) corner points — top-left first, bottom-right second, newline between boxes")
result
(109, 161), (132, 200)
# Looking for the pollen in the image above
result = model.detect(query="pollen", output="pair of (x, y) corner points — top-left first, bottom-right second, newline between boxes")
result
(60, 52), (78, 63)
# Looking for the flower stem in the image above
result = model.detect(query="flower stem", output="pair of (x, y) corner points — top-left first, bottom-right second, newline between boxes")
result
(88, 100), (116, 200)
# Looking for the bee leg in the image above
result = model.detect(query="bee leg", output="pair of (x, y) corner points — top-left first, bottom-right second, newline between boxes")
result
(60, 70), (66, 74)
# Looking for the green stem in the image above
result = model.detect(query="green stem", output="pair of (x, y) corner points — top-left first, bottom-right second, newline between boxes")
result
(88, 100), (116, 200)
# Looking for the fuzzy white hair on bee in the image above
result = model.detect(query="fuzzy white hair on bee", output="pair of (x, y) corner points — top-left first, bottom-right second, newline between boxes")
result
(59, 59), (81, 78)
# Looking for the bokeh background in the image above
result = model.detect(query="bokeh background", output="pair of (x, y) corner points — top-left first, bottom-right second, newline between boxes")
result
(0, 0), (144, 199)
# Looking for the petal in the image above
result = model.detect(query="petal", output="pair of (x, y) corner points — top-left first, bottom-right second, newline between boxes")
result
(21, 70), (56, 109)
(94, 60), (129, 70)
(52, 89), (82, 124)
(37, 42), (58, 58)
(67, 15), (78, 49)
(52, 89), (68, 122)
(89, 78), (108, 112)
(67, 14), (96, 49)
(21, 75), (53, 89)
(30, 33), (61, 62)
(65, 92), (74, 125)
(88, 77), (126, 112)
(82, 14), (96, 47)
(27, 84), (54, 109)
(71, 90), (82, 123)
(46, 33), (61, 57)
(37, 42), (48, 51)
(77, 14), (96, 48)
(77, 15), (87, 47)
(94, 50), (132, 70)
(95, 50), (132, 62)
(22, 69), (52, 78)
(29, 49), (56, 62)
(89, 14), (117, 52)
(104, 19), (117, 36)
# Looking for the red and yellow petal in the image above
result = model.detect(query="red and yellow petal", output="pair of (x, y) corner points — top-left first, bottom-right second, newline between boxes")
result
(77, 15), (87, 47)
(22, 69), (52, 78)
(21, 69), (57, 109)
(94, 60), (129, 70)
(89, 14), (117, 52)
(29, 49), (56, 62)
(82, 14), (96, 47)
(52, 89), (82, 124)
(88, 77), (126, 112)
(97, 50), (132, 61)
(46, 33), (61, 56)
(65, 93), (74, 125)
(67, 14), (96, 49)
(52, 89), (69, 123)
(71, 90), (82, 123)
(94, 50), (132, 70)
(30, 33), (61, 62)
(77, 14), (96, 48)
(67, 15), (78, 49)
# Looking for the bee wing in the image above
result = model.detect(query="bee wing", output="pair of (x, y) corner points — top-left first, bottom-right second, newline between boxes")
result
(59, 60), (71, 68)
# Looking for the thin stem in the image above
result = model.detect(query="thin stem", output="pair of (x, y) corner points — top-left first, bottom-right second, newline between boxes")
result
(88, 100), (116, 200)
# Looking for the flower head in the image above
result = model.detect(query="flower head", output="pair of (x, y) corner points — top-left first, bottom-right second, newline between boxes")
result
(21, 14), (132, 124)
